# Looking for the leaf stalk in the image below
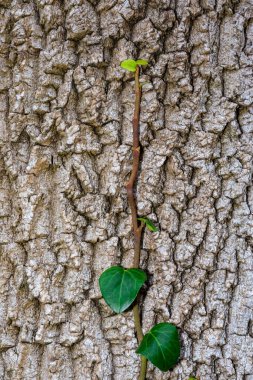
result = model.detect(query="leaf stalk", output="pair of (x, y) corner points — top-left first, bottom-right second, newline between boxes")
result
(125, 65), (147, 380)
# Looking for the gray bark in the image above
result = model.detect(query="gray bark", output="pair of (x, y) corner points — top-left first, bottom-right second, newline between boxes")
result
(0, 0), (253, 379)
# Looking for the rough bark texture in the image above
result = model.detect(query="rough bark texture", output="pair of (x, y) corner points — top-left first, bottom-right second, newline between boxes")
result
(0, 0), (253, 379)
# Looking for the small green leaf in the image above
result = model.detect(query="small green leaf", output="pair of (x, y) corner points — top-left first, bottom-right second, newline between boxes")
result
(137, 217), (158, 232)
(99, 266), (147, 313)
(189, 378), (198, 380)
(135, 59), (148, 66)
(120, 59), (138, 72)
(120, 58), (148, 72)
(136, 323), (180, 372)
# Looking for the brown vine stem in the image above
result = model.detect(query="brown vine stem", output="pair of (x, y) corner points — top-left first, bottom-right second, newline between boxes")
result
(125, 65), (147, 380)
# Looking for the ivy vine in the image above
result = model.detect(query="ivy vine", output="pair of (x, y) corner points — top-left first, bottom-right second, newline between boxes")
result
(99, 59), (181, 379)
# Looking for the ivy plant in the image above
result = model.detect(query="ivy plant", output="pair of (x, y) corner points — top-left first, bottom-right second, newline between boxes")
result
(137, 216), (159, 232)
(99, 267), (147, 313)
(99, 58), (180, 379)
(136, 323), (180, 371)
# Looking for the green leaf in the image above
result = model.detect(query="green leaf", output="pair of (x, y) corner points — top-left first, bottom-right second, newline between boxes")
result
(135, 59), (148, 66)
(136, 323), (180, 372)
(120, 59), (138, 72)
(120, 58), (149, 72)
(189, 378), (198, 380)
(99, 266), (147, 313)
(137, 217), (158, 232)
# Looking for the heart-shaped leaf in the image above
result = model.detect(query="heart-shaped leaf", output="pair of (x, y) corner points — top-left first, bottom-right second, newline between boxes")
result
(99, 266), (147, 313)
(137, 217), (158, 232)
(136, 323), (180, 372)
(120, 59), (148, 72)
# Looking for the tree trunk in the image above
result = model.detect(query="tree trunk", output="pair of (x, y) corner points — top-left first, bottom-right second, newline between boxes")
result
(0, 0), (252, 379)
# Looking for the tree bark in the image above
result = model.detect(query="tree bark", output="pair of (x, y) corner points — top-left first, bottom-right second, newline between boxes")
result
(0, 0), (253, 379)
